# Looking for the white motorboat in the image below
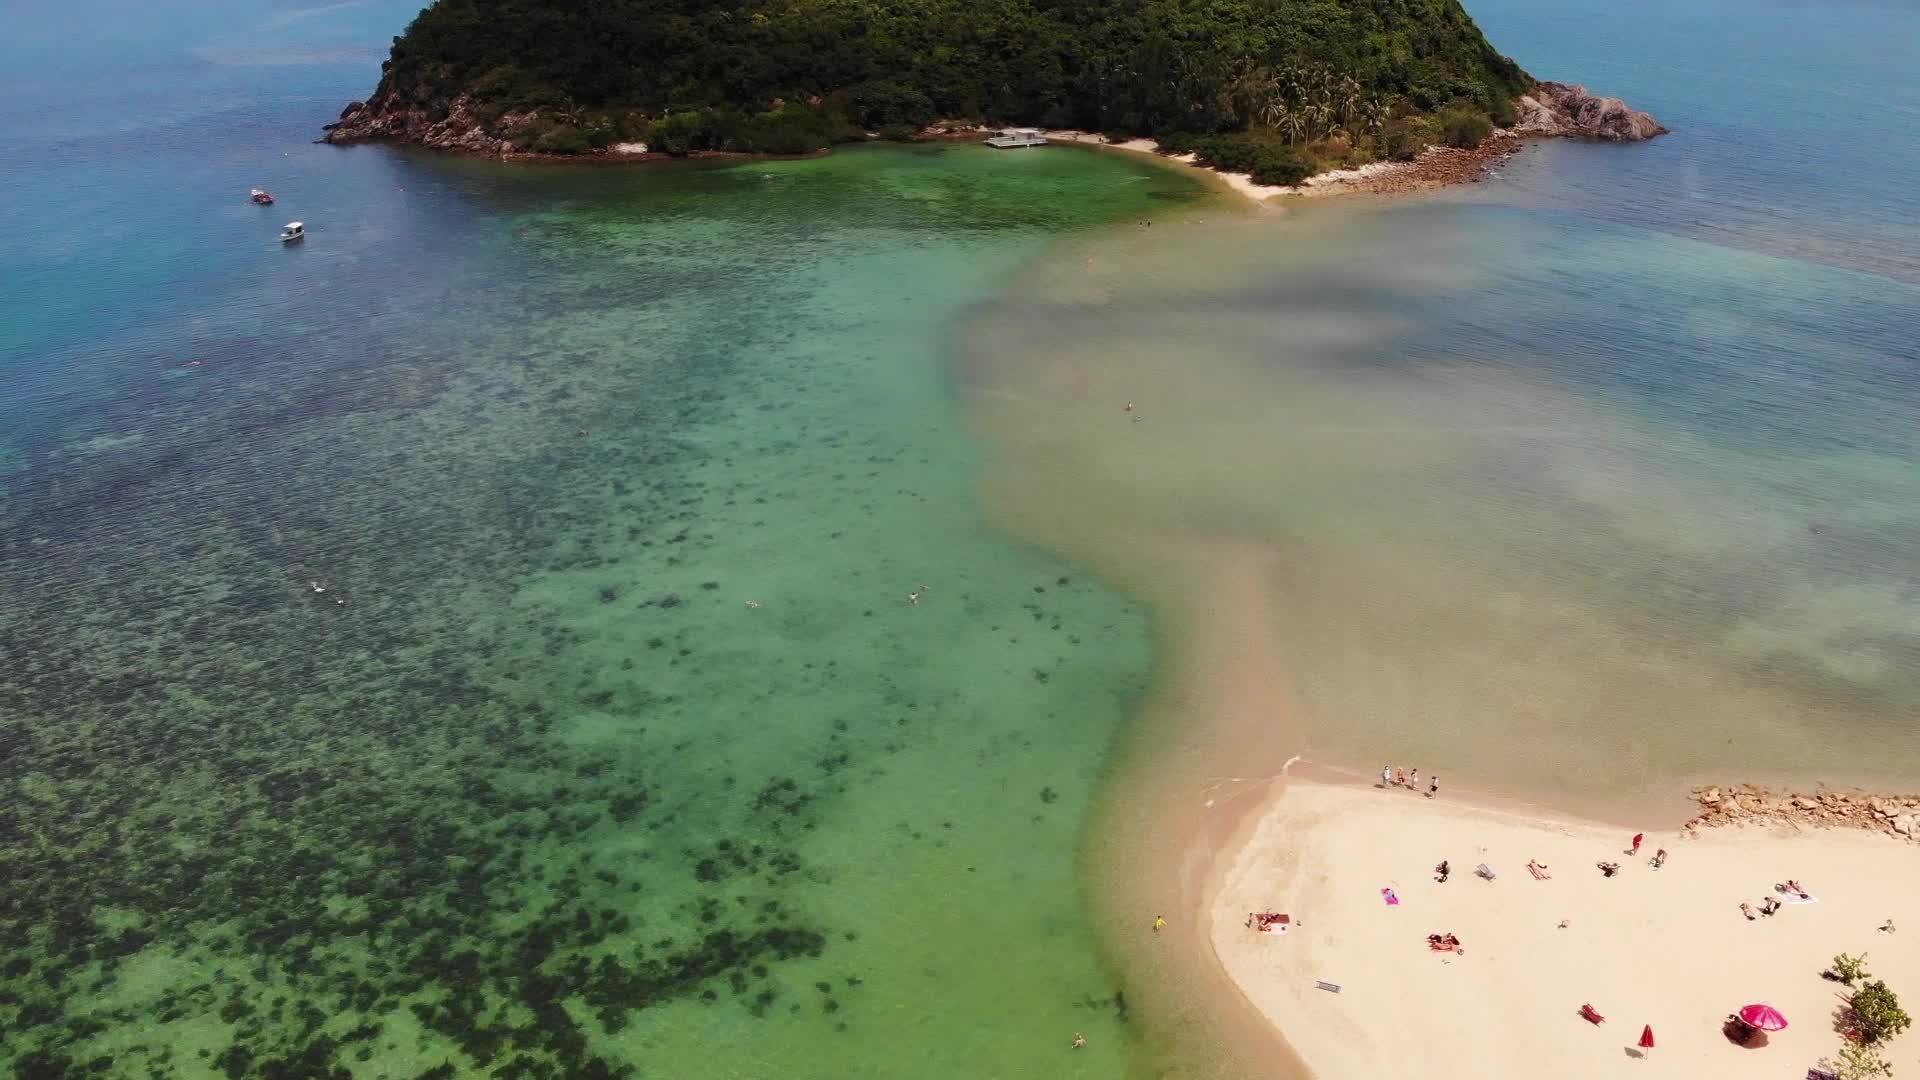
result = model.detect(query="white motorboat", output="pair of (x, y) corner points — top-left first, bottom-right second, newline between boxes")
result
(279, 221), (305, 243)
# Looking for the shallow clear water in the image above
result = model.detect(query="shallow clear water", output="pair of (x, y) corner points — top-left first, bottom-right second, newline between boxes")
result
(964, 201), (1920, 802)
(6, 0), (1919, 1076)
(1, 8), (1213, 1075)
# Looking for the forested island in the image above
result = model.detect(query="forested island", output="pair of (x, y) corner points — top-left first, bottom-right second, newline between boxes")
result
(324, 0), (1665, 185)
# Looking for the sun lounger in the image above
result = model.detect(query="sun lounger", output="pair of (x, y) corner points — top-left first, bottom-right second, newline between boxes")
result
(1580, 1003), (1606, 1025)
(1528, 861), (1551, 880)
(1808, 1068), (1840, 1080)
(1315, 981), (1341, 993)
(1476, 863), (1495, 881)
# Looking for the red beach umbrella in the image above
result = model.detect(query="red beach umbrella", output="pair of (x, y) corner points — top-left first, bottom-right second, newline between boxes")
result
(1737, 1004), (1789, 1031)
(1638, 1024), (1655, 1049)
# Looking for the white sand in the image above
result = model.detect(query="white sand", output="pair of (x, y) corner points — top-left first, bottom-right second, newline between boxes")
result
(1040, 130), (1291, 203)
(607, 142), (649, 155)
(1212, 781), (1920, 1078)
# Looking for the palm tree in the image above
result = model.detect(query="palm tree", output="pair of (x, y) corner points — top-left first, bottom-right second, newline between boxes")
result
(1279, 106), (1308, 146)
(1305, 102), (1332, 141)
(1260, 97), (1291, 132)
(1338, 75), (1363, 130)
(1364, 98), (1391, 138)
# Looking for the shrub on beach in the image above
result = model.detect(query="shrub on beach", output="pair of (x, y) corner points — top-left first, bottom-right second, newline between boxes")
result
(1851, 979), (1911, 1044)
(1828, 1042), (1894, 1080)
(1246, 145), (1314, 186)
(1382, 116), (1435, 161)
(1833, 951), (1872, 986)
(1436, 106), (1493, 148)
(531, 123), (592, 154)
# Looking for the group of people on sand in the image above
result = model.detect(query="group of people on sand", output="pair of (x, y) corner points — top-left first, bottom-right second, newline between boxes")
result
(1741, 878), (1812, 920)
(1591, 834), (1666, 877)
(1381, 765), (1438, 798)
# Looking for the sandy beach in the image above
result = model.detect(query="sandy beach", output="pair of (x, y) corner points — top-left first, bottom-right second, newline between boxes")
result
(1211, 780), (1919, 1078)
(1041, 128), (1529, 203)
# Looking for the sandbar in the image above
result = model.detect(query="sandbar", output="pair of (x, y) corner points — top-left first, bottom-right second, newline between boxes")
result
(1211, 779), (1918, 1078)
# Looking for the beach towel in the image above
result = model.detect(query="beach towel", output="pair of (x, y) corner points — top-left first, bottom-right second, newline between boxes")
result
(1381, 888), (1400, 906)
(1786, 893), (1820, 905)
(1315, 981), (1342, 993)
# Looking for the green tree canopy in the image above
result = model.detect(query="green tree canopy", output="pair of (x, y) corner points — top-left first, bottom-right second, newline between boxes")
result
(370, 0), (1532, 138)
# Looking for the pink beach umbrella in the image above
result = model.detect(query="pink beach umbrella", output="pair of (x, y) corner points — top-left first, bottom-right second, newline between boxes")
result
(1737, 1004), (1789, 1032)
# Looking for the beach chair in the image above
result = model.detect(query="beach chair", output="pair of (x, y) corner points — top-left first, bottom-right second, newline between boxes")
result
(1807, 1069), (1840, 1080)
(1580, 1003), (1606, 1025)
(1475, 863), (1496, 881)
(1528, 861), (1551, 880)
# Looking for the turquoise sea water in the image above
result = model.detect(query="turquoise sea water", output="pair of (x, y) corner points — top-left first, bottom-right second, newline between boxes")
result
(2, 5), (1209, 1077)
(5, 1), (1919, 1078)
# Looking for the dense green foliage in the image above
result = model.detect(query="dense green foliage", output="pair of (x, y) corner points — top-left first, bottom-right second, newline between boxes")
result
(372, 0), (1531, 153)
(1435, 104), (1493, 147)
(1833, 951), (1873, 987)
(1851, 980), (1912, 1044)
(1163, 133), (1316, 185)
(1829, 1042), (1896, 1080)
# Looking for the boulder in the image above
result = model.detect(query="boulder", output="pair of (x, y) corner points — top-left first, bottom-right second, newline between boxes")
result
(1895, 814), (1916, 837)
(1792, 796), (1818, 811)
(1519, 82), (1668, 142)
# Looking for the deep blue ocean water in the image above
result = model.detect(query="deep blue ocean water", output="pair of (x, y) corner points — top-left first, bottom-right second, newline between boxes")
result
(2, 1), (1917, 1077)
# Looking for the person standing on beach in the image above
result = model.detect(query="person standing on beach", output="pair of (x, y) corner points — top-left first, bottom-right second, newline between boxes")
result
(1409, 768), (1419, 791)
(1427, 775), (1439, 799)
(1381, 765), (1391, 788)
(1630, 832), (1644, 855)
(1153, 914), (1167, 932)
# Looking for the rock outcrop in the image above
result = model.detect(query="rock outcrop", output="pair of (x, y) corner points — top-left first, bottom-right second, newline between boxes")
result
(320, 95), (540, 155)
(1685, 784), (1920, 843)
(1513, 81), (1668, 141)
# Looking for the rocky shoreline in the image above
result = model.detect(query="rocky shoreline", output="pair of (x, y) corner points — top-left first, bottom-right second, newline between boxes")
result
(1685, 784), (1920, 843)
(319, 81), (1664, 203)
(1288, 81), (1666, 197)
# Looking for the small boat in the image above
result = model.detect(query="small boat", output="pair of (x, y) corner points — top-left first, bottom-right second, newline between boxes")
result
(250, 188), (274, 205)
(984, 128), (1048, 149)
(279, 221), (305, 243)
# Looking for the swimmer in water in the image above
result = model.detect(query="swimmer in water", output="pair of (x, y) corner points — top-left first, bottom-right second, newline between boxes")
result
(908, 591), (921, 606)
